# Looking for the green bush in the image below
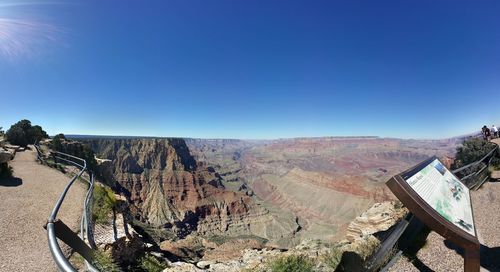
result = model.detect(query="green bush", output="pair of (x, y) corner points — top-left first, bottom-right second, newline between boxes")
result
(267, 254), (314, 272)
(53, 133), (66, 140)
(92, 185), (117, 225)
(137, 254), (169, 272)
(452, 138), (497, 169)
(491, 157), (500, 170)
(5, 119), (48, 147)
(6, 126), (28, 147)
(92, 250), (121, 272)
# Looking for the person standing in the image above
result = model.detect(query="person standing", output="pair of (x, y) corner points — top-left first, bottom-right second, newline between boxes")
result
(482, 125), (491, 141)
(492, 125), (499, 138)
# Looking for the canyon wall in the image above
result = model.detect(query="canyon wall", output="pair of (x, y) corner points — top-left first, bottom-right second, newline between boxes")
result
(81, 138), (298, 242)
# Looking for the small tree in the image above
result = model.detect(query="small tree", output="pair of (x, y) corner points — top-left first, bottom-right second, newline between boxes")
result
(5, 119), (48, 147)
(51, 133), (66, 151)
(53, 133), (66, 140)
(6, 126), (29, 147)
(51, 136), (63, 151)
(30, 125), (49, 142)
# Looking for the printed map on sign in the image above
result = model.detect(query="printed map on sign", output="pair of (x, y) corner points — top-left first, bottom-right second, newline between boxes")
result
(405, 159), (475, 236)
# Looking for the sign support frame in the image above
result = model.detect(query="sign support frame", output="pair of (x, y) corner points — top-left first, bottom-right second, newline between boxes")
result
(386, 156), (480, 272)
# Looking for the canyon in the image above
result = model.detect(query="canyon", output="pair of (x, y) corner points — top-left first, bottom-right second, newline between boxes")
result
(72, 136), (459, 264)
(185, 137), (458, 242)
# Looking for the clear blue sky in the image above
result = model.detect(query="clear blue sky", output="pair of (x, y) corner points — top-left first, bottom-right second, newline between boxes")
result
(1, 0), (499, 139)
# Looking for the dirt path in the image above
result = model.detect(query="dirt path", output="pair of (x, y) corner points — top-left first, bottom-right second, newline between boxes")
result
(0, 147), (87, 272)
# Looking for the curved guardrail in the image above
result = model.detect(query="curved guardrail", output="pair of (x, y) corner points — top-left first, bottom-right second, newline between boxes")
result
(34, 143), (99, 272)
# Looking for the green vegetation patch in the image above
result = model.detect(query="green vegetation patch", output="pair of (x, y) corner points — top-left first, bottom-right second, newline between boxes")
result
(453, 138), (497, 169)
(136, 254), (169, 272)
(206, 234), (268, 246)
(267, 254), (314, 272)
(92, 185), (117, 225)
(91, 250), (122, 272)
(321, 246), (344, 271)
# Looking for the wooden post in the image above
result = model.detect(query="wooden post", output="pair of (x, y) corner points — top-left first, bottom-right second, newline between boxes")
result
(464, 243), (480, 272)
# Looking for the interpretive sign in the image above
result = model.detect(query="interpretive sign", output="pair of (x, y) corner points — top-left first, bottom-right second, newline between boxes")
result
(404, 159), (475, 235)
(386, 156), (480, 272)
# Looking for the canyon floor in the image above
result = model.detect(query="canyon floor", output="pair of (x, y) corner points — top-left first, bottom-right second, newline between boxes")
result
(0, 147), (86, 272)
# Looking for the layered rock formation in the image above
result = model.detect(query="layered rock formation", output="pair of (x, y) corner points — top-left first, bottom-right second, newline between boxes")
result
(187, 136), (458, 243)
(82, 138), (298, 243)
(345, 201), (407, 242)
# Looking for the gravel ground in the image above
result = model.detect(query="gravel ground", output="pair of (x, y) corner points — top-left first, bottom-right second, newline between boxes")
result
(390, 180), (500, 272)
(0, 147), (87, 272)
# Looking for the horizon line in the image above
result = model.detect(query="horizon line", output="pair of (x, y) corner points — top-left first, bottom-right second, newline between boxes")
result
(61, 132), (478, 142)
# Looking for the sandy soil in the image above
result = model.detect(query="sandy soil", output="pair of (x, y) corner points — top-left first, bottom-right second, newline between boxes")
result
(0, 147), (86, 272)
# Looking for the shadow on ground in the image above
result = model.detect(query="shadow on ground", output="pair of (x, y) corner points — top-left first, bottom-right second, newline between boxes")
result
(401, 226), (433, 271)
(445, 240), (500, 271)
(0, 177), (23, 187)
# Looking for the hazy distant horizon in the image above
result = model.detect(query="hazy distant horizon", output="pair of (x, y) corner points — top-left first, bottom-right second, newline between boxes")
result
(0, 116), (495, 140)
(59, 131), (477, 142)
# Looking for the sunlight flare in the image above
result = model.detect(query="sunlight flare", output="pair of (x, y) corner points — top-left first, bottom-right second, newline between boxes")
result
(0, 0), (65, 60)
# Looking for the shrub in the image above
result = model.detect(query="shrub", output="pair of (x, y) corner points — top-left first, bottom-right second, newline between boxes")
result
(91, 250), (121, 272)
(267, 254), (314, 272)
(452, 138), (497, 169)
(29, 125), (49, 143)
(322, 247), (343, 271)
(5, 119), (48, 147)
(491, 157), (500, 170)
(51, 136), (63, 152)
(137, 254), (169, 272)
(53, 133), (66, 140)
(92, 185), (117, 225)
(6, 126), (28, 147)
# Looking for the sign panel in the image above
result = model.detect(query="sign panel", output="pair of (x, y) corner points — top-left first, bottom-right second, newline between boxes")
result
(386, 156), (480, 272)
(403, 159), (475, 236)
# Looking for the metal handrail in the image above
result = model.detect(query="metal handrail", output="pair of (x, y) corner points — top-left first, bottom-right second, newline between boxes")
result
(34, 142), (99, 272)
(450, 142), (499, 189)
(451, 145), (498, 174)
